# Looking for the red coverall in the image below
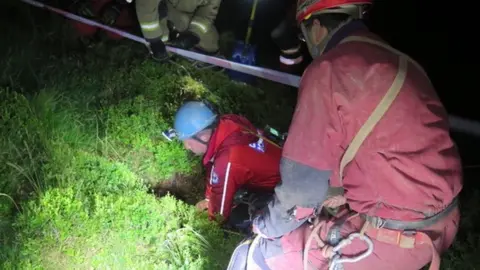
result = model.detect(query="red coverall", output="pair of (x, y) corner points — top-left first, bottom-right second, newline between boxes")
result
(202, 114), (282, 221)
(250, 20), (462, 270)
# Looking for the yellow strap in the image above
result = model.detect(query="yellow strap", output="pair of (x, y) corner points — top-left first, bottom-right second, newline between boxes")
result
(340, 36), (431, 84)
(337, 36), (410, 183)
(241, 128), (282, 149)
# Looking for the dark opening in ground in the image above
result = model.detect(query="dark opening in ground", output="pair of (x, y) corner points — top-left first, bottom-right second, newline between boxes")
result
(151, 172), (205, 205)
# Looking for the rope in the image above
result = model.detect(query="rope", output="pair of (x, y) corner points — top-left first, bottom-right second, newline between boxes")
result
(303, 219), (331, 270)
(302, 199), (373, 270)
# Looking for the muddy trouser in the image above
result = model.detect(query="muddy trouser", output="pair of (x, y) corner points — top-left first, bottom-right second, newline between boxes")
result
(136, 0), (219, 53)
(248, 204), (460, 270)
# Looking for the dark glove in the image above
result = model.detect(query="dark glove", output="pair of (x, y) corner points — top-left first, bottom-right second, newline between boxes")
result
(168, 30), (200, 50)
(75, 1), (95, 18)
(148, 38), (169, 62)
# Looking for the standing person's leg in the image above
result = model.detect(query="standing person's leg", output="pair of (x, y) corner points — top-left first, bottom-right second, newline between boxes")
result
(136, 0), (169, 42)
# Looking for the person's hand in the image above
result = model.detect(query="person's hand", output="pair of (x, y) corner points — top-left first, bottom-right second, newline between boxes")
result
(195, 199), (209, 211)
(168, 30), (200, 50)
(148, 39), (169, 62)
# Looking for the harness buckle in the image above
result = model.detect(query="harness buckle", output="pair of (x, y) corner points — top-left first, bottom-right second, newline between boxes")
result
(369, 216), (386, 228)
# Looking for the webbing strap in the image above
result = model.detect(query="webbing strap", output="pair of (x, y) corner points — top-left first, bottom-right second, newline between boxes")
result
(340, 36), (431, 81)
(246, 234), (262, 270)
(226, 238), (253, 270)
(338, 36), (411, 183)
(337, 36), (443, 270)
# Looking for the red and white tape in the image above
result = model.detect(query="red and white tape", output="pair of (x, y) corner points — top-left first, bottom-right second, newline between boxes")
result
(20, 0), (301, 88)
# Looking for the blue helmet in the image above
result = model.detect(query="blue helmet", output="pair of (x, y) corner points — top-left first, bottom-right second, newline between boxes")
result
(174, 101), (218, 141)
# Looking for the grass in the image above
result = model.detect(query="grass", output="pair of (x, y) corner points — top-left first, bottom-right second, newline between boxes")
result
(0, 1), (295, 269)
(0, 0), (478, 269)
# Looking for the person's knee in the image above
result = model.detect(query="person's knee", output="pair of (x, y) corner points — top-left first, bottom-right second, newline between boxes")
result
(196, 28), (219, 53)
(166, 6), (190, 31)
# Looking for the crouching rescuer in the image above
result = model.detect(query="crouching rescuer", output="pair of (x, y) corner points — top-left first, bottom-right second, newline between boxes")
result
(227, 0), (463, 269)
(171, 101), (282, 230)
(135, 0), (221, 61)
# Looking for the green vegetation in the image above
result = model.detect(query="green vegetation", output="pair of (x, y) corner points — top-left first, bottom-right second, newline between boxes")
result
(1, 1), (479, 269)
(0, 1), (295, 269)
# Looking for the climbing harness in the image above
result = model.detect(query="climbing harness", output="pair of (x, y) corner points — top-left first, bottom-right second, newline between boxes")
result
(362, 197), (459, 231)
(329, 233), (374, 270)
(303, 212), (374, 270)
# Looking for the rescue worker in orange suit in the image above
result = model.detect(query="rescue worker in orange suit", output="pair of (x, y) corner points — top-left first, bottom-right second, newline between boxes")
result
(135, 0), (221, 62)
(227, 0), (463, 269)
(172, 101), (282, 227)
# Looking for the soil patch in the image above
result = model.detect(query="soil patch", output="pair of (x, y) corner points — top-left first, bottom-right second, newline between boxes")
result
(151, 172), (205, 205)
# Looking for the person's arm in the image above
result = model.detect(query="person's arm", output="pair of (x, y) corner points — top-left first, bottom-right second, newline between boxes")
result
(252, 61), (342, 238)
(205, 159), (246, 222)
(252, 157), (331, 238)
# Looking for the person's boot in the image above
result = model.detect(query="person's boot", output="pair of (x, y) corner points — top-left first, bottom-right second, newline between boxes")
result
(278, 48), (305, 75)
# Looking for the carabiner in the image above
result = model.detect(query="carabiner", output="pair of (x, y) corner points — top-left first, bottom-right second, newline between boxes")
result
(328, 233), (374, 270)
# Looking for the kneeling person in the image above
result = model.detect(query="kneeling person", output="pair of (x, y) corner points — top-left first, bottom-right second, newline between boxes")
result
(172, 101), (282, 227)
(136, 0), (221, 61)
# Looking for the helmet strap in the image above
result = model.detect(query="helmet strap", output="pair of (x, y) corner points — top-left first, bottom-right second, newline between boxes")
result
(192, 135), (209, 145)
(192, 119), (219, 145)
(301, 17), (352, 58)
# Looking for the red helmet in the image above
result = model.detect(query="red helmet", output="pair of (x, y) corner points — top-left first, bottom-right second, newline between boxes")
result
(296, 0), (373, 24)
